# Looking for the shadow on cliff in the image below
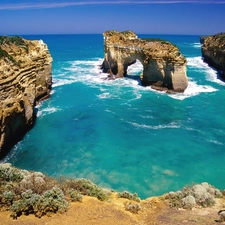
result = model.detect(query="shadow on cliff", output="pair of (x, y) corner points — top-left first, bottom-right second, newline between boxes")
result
(202, 57), (225, 81)
(0, 112), (38, 160)
(216, 70), (225, 81)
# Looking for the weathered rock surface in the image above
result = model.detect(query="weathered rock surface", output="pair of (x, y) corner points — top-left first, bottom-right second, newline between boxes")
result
(101, 30), (188, 93)
(201, 33), (225, 79)
(0, 36), (52, 158)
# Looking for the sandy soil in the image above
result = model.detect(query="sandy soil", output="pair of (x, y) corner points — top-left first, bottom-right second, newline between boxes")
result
(0, 194), (225, 225)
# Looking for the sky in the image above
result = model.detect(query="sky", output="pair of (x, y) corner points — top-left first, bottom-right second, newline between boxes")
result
(0, 0), (225, 35)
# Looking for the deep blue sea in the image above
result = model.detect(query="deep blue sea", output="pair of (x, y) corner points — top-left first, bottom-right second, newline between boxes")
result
(2, 34), (225, 199)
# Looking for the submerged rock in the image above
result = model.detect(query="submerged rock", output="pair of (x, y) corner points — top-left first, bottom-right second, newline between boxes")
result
(0, 36), (52, 158)
(101, 30), (188, 93)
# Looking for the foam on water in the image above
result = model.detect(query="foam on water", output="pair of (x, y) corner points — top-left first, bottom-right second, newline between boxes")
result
(127, 121), (180, 130)
(187, 56), (225, 85)
(36, 107), (61, 117)
(192, 43), (202, 48)
(97, 92), (112, 99)
(170, 79), (217, 100)
(52, 56), (221, 101)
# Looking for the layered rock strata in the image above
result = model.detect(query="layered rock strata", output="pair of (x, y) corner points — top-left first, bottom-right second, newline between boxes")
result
(201, 33), (225, 79)
(101, 30), (188, 92)
(0, 36), (52, 158)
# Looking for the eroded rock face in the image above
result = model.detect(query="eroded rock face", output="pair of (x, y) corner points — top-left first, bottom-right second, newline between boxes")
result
(201, 33), (225, 79)
(0, 36), (52, 157)
(101, 30), (188, 92)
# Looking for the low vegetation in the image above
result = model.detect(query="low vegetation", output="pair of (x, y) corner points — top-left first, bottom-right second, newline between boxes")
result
(1, 163), (224, 219)
(118, 190), (140, 202)
(0, 35), (28, 64)
(0, 36), (28, 52)
(0, 163), (110, 219)
(165, 182), (222, 209)
(124, 201), (142, 214)
(141, 37), (170, 44)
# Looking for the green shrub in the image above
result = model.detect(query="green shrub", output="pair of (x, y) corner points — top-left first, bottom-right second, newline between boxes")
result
(10, 188), (69, 219)
(67, 189), (83, 202)
(63, 178), (109, 201)
(10, 189), (39, 218)
(165, 182), (222, 209)
(124, 201), (142, 214)
(0, 164), (23, 182)
(34, 187), (69, 218)
(2, 191), (15, 205)
(118, 191), (140, 202)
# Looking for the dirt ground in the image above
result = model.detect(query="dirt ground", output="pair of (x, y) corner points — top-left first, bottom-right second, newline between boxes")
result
(0, 194), (225, 225)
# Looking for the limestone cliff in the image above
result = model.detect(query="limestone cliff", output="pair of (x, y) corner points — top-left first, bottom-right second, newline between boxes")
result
(101, 30), (188, 92)
(201, 33), (225, 79)
(0, 36), (52, 158)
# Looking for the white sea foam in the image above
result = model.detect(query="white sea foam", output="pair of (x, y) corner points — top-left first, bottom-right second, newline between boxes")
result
(127, 60), (143, 75)
(52, 56), (220, 101)
(97, 92), (112, 99)
(170, 80), (217, 100)
(206, 139), (224, 146)
(127, 121), (180, 130)
(37, 107), (61, 117)
(191, 43), (202, 48)
(187, 56), (225, 85)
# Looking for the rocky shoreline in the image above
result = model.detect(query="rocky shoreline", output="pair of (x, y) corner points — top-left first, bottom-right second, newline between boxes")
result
(0, 36), (52, 158)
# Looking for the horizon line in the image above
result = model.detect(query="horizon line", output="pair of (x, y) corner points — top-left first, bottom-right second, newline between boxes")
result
(0, 32), (211, 37)
(1, 1), (225, 11)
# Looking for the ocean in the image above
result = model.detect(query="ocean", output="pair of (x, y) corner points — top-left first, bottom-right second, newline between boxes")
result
(1, 34), (225, 199)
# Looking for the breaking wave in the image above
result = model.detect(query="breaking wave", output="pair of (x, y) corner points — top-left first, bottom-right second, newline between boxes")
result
(187, 56), (225, 85)
(52, 56), (221, 101)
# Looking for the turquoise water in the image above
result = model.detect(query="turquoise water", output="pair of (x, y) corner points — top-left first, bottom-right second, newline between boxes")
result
(2, 34), (225, 199)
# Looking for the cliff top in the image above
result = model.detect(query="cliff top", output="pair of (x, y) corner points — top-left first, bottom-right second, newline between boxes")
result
(103, 30), (186, 63)
(0, 35), (51, 68)
(0, 163), (224, 224)
(201, 32), (225, 50)
(1, 194), (224, 225)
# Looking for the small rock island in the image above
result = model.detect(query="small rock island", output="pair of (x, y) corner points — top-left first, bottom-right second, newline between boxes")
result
(101, 30), (188, 93)
(0, 36), (52, 157)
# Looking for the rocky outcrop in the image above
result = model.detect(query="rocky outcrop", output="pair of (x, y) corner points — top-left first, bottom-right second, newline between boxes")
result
(0, 36), (52, 158)
(201, 33), (225, 79)
(101, 30), (188, 93)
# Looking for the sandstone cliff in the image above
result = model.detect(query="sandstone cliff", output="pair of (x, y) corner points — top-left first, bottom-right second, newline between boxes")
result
(101, 30), (188, 93)
(201, 33), (225, 79)
(0, 36), (52, 158)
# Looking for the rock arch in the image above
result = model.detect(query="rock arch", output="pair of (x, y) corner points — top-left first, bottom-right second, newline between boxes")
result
(101, 30), (188, 93)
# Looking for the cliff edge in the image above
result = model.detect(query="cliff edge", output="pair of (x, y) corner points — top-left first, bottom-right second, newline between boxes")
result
(0, 163), (225, 224)
(0, 36), (52, 158)
(201, 33), (225, 79)
(101, 30), (188, 93)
